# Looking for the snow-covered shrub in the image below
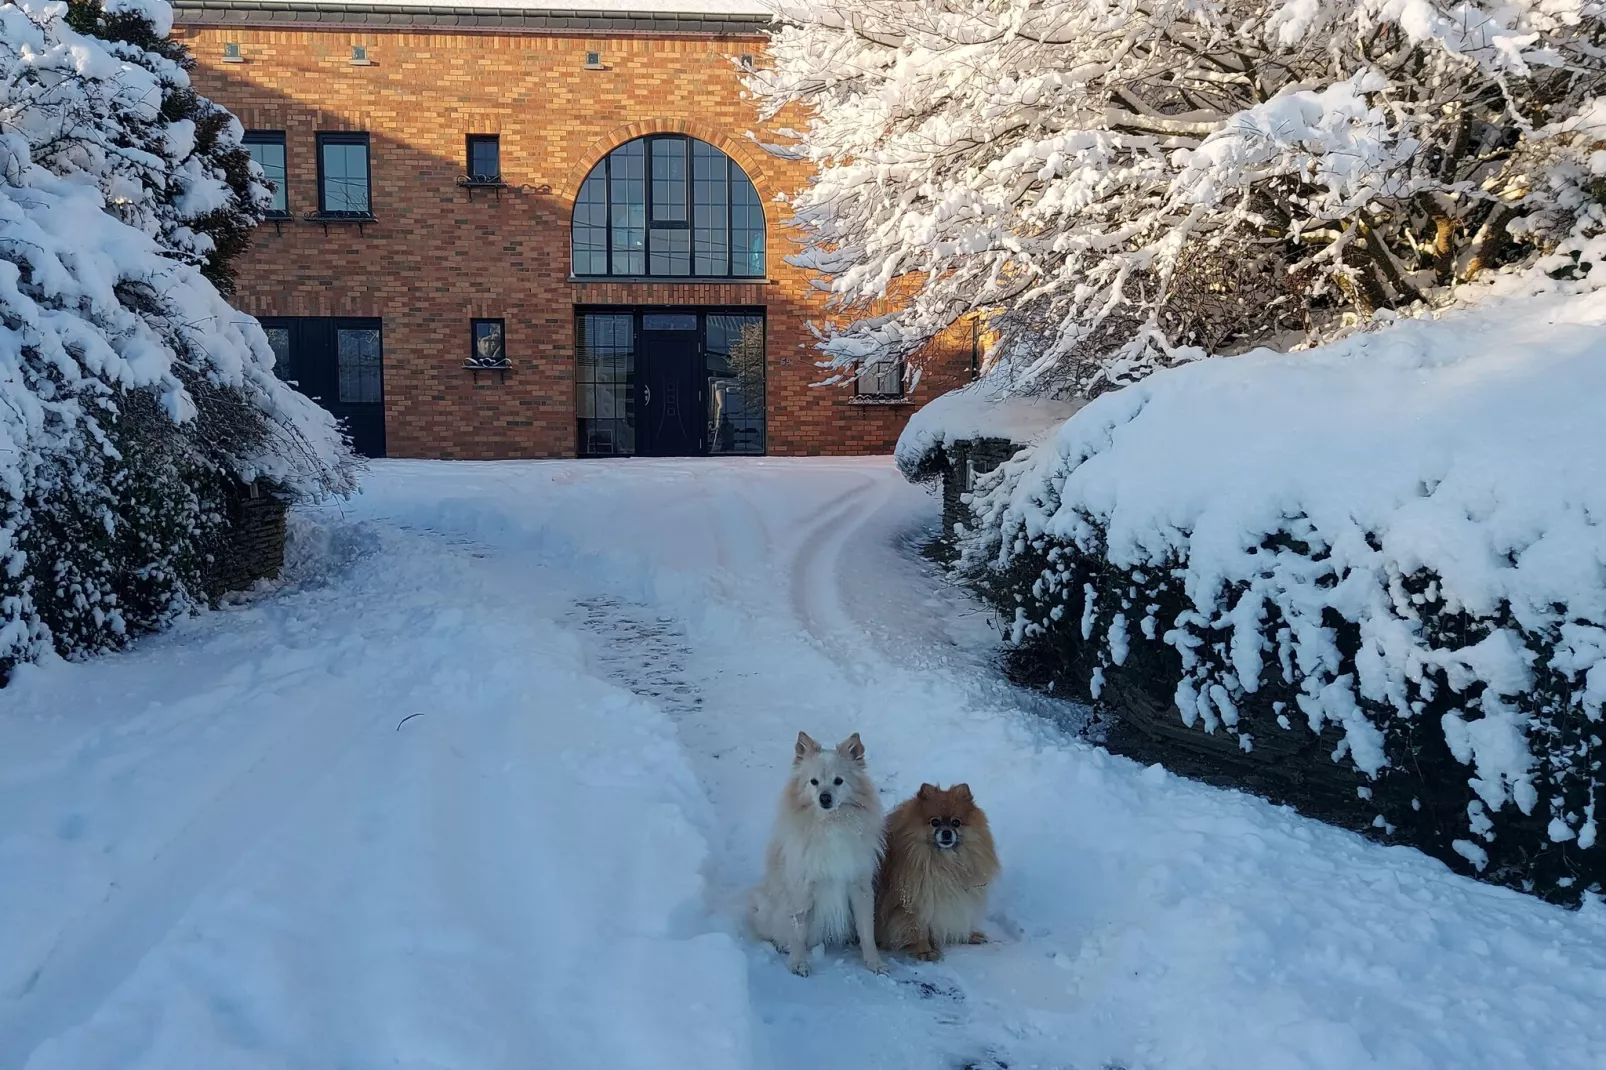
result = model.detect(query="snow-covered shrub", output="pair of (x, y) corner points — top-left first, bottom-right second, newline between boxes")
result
(750, 0), (1606, 396)
(960, 284), (1606, 903)
(0, 0), (354, 683)
(893, 381), (1084, 484)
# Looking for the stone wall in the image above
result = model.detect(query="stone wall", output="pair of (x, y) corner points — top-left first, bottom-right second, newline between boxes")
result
(939, 437), (1021, 541)
(204, 482), (289, 600)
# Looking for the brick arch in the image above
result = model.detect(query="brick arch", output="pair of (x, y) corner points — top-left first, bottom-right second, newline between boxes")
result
(556, 118), (780, 206)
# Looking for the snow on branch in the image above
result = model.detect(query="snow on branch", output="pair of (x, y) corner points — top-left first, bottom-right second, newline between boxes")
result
(749, 0), (1606, 397)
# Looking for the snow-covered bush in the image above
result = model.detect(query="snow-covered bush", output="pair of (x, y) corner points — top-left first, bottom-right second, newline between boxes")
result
(750, 0), (1606, 396)
(893, 381), (1083, 483)
(0, 0), (354, 683)
(960, 284), (1606, 903)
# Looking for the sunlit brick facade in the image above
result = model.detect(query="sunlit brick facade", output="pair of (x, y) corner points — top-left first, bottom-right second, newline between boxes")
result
(173, 2), (974, 458)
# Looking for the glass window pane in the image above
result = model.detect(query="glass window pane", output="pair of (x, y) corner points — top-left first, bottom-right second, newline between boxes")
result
(264, 325), (291, 379)
(857, 359), (903, 397)
(577, 312), (636, 455)
(472, 320), (505, 364)
(609, 142), (645, 275)
(321, 139), (369, 215)
(731, 172), (765, 276)
(692, 142), (729, 275)
(705, 314), (765, 454)
(651, 138), (688, 223)
(337, 327), (382, 403)
(573, 137), (765, 279)
(649, 227), (690, 276)
(246, 137), (287, 215)
(469, 137), (500, 181)
(642, 313), (698, 331)
(572, 166), (608, 275)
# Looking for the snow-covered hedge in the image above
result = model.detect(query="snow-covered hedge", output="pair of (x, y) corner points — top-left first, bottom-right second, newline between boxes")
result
(0, 0), (354, 682)
(893, 381), (1084, 483)
(960, 284), (1606, 902)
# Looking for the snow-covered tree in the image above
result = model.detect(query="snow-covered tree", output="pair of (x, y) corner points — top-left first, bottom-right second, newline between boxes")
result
(0, 0), (353, 683)
(749, 0), (1606, 395)
(37, 0), (272, 291)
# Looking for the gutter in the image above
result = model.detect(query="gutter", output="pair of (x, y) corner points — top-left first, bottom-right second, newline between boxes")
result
(171, 1), (776, 35)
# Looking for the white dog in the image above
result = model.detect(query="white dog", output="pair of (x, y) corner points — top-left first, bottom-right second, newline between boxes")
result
(750, 731), (887, 976)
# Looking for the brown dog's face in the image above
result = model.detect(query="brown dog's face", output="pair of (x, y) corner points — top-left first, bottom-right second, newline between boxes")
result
(912, 783), (981, 851)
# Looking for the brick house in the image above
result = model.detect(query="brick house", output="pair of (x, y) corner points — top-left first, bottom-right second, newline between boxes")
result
(171, 0), (975, 459)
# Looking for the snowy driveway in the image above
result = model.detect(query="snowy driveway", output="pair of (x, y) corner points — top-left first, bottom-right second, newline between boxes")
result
(3, 458), (1606, 1070)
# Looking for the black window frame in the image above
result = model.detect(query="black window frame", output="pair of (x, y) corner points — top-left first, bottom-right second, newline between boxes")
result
(315, 131), (374, 218)
(469, 317), (508, 367)
(856, 358), (906, 400)
(574, 305), (767, 458)
(336, 321), (384, 404)
(466, 134), (501, 184)
(572, 135), (765, 280)
(648, 136), (690, 229)
(243, 129), (290, 219)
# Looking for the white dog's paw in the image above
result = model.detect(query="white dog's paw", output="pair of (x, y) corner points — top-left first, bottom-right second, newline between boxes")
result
(788, 956), (811, 977)
(863, 954), (889, 976)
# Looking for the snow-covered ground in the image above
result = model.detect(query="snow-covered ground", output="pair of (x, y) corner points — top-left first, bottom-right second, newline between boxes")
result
(3, 458), (1605, 1070)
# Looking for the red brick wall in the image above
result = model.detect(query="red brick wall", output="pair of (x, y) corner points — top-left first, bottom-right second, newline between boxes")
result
(176, 23), (972, 458)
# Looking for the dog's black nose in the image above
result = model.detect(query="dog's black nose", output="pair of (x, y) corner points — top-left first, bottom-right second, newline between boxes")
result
(818, 792), (834, 809)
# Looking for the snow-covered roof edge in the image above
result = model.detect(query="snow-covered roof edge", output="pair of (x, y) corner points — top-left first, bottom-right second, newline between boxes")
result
(894, 382), (1087, 481)
(172, 0), (775, 32)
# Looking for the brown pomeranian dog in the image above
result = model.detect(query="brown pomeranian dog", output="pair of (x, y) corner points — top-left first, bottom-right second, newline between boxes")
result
(875, 783), (999, 961)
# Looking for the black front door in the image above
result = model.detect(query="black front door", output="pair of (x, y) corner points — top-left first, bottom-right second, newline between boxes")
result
(260, 317), (387, 458)
(638, 331), (704, 456)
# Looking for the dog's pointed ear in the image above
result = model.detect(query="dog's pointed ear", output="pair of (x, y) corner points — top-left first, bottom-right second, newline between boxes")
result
(837, 732), (865, 762)
(917, 783), (936, 800)
(953, 783), (973, 802)
(795, 732), (821, 761)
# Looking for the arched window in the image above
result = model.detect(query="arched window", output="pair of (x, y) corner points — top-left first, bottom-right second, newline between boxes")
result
(572, 135), (766, 278)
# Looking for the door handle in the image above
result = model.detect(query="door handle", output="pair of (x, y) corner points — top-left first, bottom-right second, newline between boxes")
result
(644, 385), (651, 405)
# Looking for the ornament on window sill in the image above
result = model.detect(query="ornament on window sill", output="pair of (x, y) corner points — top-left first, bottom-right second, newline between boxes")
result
(466, 319), (510, 378)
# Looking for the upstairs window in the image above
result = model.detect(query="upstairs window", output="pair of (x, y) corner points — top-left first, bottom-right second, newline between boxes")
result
(467, 135), (500, 183)
(243, 130), (288, 217)
(317, 132), (371, 217)
(572, 135), (765, 278)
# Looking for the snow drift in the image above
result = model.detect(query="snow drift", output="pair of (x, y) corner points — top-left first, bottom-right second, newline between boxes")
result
(962, 283), (1606, 901)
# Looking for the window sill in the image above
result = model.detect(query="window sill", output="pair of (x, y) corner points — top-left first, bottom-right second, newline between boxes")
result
(568, 276), (772, 285)
(304, 213), (377, 235)
(457, 178), (508, 199)
(848, 395), (915, 406)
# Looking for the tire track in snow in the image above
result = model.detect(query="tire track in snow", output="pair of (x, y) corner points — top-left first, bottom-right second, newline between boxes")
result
(785, 475), (891, 678)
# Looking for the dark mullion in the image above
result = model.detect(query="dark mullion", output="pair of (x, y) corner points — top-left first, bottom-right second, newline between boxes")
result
(679, 137), (691, 232)
(604, 151), (613, 277)
(725, 156), (734, 278)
